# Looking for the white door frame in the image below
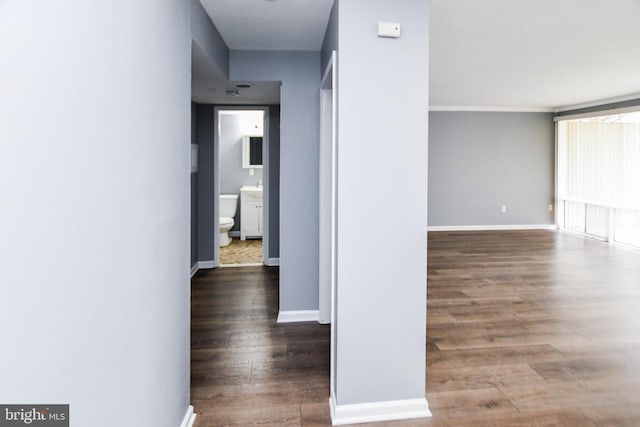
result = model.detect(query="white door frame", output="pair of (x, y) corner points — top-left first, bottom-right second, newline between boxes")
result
(213, 106), (270, 267)
(319, 52), (337, 324)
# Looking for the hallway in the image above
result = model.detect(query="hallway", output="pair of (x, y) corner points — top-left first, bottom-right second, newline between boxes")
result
(191, 266), (330, 425)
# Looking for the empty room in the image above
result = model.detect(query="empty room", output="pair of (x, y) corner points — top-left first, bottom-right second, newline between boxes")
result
(2, 1), (639, 427)
(189, 0), (640, 425)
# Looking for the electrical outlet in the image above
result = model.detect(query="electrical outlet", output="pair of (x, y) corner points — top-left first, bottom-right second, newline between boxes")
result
(548, 203), (554, 212)
(501, 205), (507, 213)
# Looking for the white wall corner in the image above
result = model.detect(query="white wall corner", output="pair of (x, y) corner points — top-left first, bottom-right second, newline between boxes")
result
(329, 394), (431, 426)
(277, 310), (319, 323)
(180, 405), (196, 427)
(265, 257), (280, 267)
(427, 224), (558, 232)
(190, 264), (199, 278)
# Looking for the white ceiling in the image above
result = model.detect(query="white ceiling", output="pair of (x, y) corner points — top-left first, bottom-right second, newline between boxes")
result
(194, 0), (640, 110)
(199, 0), (334, 51)
(430, 0), (640, 110)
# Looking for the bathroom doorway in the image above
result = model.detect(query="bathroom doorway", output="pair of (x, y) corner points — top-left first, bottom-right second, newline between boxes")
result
(214, 107), (272, 267)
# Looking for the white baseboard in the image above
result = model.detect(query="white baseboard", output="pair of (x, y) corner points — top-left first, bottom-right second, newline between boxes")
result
(220, 263), (263, 268)
(428, 224), (557, 232)
(330, 394), (431, 425)
(198, 260), (215, 269)
(180, 405), (196, 427)
(277, 310), (319, 323)
(265, 257), (280, 267)
(190, 260), (217, 278)
(229, 231), (241, 237)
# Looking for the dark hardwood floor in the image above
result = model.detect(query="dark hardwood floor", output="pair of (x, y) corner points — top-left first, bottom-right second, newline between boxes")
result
(191, 230), (640, 426)
(191, 266), (331, 426)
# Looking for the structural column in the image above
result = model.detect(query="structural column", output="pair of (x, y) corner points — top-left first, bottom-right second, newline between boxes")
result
(331, 0), (431, 424)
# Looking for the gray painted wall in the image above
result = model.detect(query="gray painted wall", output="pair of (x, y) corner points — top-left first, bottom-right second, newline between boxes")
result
(196, 104), (216, 262)
(428, 112), (555, 227)
(196, 104), (280, 261)
(321, 1), (339, 72)
(191, 102), (199, 268)
(0, 1), (192, 426)
(268, 106), (281, 258)
(190, 0), (228, 78)
(189, 0), (229, 266)
(230, 51), (320, 311)
(189, 0), (230, 266)
(219, 112), (263, 232)
(334, 0), (429, 409)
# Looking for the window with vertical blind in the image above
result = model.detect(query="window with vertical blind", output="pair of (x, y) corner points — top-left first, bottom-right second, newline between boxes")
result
(557, 111), (640, 248)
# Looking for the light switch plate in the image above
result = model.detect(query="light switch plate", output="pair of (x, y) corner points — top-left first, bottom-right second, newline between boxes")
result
(378, 21), (401, 38)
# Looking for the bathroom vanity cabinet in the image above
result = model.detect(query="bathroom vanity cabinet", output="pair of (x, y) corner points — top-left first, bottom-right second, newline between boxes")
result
(240, 186), (263, 240)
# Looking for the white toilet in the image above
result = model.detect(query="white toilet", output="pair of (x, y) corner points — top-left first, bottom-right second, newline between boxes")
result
(219, 194), (239, 247)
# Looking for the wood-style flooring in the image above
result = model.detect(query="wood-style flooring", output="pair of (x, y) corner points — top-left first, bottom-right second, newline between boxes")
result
(191, 266), (331, 426)
(191, 230), (640, 426)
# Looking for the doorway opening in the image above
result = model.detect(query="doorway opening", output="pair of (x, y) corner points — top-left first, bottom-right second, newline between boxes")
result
(214, 107), (272, 267)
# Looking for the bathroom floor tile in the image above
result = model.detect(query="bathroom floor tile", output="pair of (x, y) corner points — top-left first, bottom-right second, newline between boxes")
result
(220, 238), (263, 265)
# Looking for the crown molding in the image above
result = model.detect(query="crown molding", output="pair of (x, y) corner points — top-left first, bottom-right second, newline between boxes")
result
(429, 106), (554, 113)
(555, 92), (640, 112)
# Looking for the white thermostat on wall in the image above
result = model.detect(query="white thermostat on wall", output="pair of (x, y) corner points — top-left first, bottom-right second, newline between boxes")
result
(378, 21), (401, 38)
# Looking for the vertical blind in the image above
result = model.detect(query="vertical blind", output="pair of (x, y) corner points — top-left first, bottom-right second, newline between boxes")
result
(557, 112), (640, 247)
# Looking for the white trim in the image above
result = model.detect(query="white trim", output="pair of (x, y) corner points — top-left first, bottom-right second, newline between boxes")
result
(261, 107), (271, 266)
(429, 105), (554, 113)
(329, 48), (339, 405)
(319, 50), (337, 327)
(220, 262), (263, 268)
(553, 105), (640, 122)
(558, 197), (640, 212)
(428, 224), (557, 232)
(180, 405), (196, 427)
(190, 260), (217, 278)
(555, 92), (640, 113)
(213, 108), (220, 268)
(190, 263), (199, 278)
(214, 106), (270, 268)
(555, 124), (560, 226)
(330, 394), (431, 426)
(277, 310), (319, 323)
(198, 260), (216, 269)
(264, 257), (280, 267)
